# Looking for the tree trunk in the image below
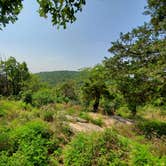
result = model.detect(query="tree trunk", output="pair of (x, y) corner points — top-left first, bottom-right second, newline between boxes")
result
(93, 96), (100, 112)
(132, 105), (137, 116)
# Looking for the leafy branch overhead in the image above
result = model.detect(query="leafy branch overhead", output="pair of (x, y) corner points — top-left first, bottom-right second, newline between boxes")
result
(0, 0), (86, 29)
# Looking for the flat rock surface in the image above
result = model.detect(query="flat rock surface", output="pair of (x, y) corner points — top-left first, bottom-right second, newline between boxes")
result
(68, 113), (134, 133)
(88, 113), (133, 126)
(69, 122), (103, 133)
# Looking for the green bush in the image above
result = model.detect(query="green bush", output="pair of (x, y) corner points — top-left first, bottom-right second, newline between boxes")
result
(0, 108), (6, 117)
(137, 120), (166, 139)
(79, 112), (103, 126)
(63, 129), (129, 166)
(0, 151), (32, 166)
(116, 106), (131, 118)
(0, 120), (53, 166)
(152, 97), (165, 107)
(43, 111), (54, 122)
(32, 89), (55, 107)
(0, 128), (11, 151)
(131, 143), (166, 166)
(64, 129), (166, 166)
(79, 112), (91, 121)
(21, 90), (33, 104)
(91, 118), (103, 127)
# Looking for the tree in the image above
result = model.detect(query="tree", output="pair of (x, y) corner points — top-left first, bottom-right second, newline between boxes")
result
(0, 60), (9, 95)
(82, 65), (110, 112)
(57, 80), (78, 103)
(0, 0), (86, 30)
(104, 22), (166, 115)
(0, 57), (30, 96)
(144, 0), (166, 32)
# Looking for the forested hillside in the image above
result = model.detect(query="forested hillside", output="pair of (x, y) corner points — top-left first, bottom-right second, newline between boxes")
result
(36, 71), (81, 85)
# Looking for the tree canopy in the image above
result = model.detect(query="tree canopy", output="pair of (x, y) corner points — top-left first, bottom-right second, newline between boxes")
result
(102, 0), (166, 115)
(0, 57), (30, 96)
(0, 0), (86, 30)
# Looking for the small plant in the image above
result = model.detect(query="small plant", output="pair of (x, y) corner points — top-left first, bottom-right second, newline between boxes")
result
(79, 112), (104, 126)
(0, 128), (10, 151)
(79, 112), (91, 121)
(137, 120), (166, 139)
(0, 109), (6, 117)
(91, 118), (103, 127)
(21, 90), (33, 104)
(131, 143), (166, 166)
(43, 111), (54, 122)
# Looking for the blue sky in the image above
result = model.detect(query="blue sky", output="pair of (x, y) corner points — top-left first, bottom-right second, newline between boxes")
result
(0, 0), (149, 73)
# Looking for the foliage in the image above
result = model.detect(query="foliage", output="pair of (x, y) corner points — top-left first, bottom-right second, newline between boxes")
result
(0, 0), (22, 30)
(0, 120), (51, 165)
(32, 89), (55, 107)
(0, 0), (86, 29)
(137, 120), (166, 139)
(21, 90), (33, 104)
(0, 100), (73, 165)
(131, 143), (165, 166)
(104, 21), (166, 115)
(56, 80), (78, 103)
(23, 74), (48, 93)
(81, 65), (111, 112)
(36, 70), (80, 86)
(64, 129), (129, 166)
(43, 110), (54, 122)
(144, 0), (166, 32)
(64, 129), (166, 165)
(0, 57), (30, 96)
(101, 92), (123, 115)
(79, 112), (104, 126)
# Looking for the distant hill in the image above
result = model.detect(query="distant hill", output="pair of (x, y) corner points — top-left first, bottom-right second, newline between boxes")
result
(36, 70), (81, 85)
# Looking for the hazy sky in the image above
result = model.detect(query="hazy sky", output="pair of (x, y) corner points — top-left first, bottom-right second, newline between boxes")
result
(0, 0), (149, 73)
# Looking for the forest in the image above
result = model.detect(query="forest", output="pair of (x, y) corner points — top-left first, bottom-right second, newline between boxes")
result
(0, 0), (166, 165)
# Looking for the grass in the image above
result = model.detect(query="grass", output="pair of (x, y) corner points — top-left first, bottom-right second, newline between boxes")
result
(79, 112), (104, 126)
(0, 99), (165, 165)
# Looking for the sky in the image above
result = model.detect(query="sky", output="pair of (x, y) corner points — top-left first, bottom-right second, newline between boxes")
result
(0, 0), (149, 73)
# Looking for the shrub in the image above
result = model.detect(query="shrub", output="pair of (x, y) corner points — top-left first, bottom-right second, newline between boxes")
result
(0, 151), (32, 166)
(0, 127), (11, 151)
(116, 106), (131, 118)
(43, 111), (54, 122)
(131, 143), (166, 166)
(63, 129), (129, 166)
(137, 120), (166, 139)
(101, 99), (117, 115)
(32, 89), (55, 107)
(0, 120), (53, 166)
(153, 97), (165, 107)
(0, 108), (6, 117)
(79, 112), (104, 126)
(21, 90), (33, 104)
(91, 118), (103, 127)
(79, 112), (91, 121)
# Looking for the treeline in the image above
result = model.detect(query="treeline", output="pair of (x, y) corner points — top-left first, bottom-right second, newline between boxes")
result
(36, 71), (80, 86)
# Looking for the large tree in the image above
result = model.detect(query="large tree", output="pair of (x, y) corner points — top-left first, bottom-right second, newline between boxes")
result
(0, 0), (86, 30)
(82, 65), (110, 112)
(0, 57), (30, 96)
(104, 7), (166, 115)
